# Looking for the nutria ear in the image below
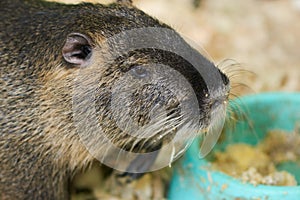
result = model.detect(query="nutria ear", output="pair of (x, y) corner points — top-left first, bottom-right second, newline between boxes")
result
(62, 33), (92, 67)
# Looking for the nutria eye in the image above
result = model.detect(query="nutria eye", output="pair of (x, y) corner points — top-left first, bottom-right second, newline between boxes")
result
(131, 65), (148, 78)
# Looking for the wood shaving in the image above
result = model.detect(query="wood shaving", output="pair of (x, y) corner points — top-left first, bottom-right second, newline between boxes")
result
(211, 129), (300, 186)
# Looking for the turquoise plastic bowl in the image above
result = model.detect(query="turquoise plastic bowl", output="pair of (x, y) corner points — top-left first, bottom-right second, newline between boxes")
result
(168, 93), (300, 200)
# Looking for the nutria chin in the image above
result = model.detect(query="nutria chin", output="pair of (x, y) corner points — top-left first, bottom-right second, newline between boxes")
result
(0, 0), (230, 199)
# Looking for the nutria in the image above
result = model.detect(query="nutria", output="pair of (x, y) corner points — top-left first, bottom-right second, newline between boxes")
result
(0, 0), (230, 199)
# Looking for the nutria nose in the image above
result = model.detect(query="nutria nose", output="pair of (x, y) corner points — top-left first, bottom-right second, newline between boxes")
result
(218, 68), (229, 86)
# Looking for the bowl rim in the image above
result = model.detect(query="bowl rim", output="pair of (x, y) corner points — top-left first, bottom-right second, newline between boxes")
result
(187, 92), (300, 190)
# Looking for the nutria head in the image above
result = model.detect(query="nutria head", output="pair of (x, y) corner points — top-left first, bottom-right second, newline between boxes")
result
(0, 1), (230, 199)
(5, 0), (229, 175)
(61, 26), (230, 173)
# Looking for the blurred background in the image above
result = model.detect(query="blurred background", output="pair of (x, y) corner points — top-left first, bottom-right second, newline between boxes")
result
(49, 0), (300, 199)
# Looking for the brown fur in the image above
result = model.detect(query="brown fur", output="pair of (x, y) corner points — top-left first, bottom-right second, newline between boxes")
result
(0, 0), (229, 199)
(0, 0), (168, 199)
